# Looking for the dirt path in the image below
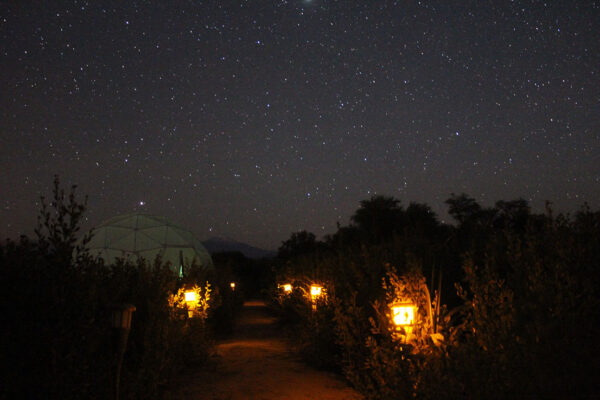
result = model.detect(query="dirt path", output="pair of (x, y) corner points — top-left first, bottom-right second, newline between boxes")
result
(175, 300), (363, 400)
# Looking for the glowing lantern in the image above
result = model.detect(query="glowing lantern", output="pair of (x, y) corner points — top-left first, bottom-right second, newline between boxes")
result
(391, 303), (415, 327)
(310, 284), (324, 311)
(184, 290), (197, 318)
(283, 283), (292, 293)
(184, 290), (197, 303)
(310, 285), (322, 299)
(390, 301), (417, 342)
(230, 282), (236, 291)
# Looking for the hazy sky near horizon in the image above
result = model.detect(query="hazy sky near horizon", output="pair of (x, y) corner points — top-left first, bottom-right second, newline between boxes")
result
(2, 1), (599, 249)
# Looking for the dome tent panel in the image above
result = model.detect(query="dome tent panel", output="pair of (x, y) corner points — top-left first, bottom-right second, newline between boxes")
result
(133, 229), (165, 252)
(103, 214), (140, 229)
(173, 228), (195, 245)
(143, 225), (190, 247)
(86, 213), (213, 275)
(107, 231), (137, 252)
(87, 226), (130, 250)
(165, 228), (193, 246)
(103, 226), (132, 248)
(133, 214), (167, 229)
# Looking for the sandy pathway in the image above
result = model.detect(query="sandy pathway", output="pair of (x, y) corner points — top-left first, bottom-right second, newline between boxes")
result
(175, 300), (363, 400)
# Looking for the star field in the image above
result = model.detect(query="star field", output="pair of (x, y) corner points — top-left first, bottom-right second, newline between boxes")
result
(1, 1), (599, 249)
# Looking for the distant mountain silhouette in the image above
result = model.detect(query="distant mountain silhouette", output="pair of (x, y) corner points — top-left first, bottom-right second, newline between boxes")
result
(202, 237), (276, 259)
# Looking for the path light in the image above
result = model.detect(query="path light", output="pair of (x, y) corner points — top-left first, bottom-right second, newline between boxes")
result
(184, 290), (197, 318)
(310, 284), (324, 311)
(184, 290), (197, 303)
(310, 284), (322, 299)
(391, 302), (416, 340)
(391, 302), (416, 326)
(230, 282), (236, 291)
(283, 283), (292, 293)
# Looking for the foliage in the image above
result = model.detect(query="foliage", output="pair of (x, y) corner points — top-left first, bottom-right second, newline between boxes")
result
(207, 253), (247, 335)
(277, 230), (321, 260)
(171, 282), (212, 320)
(434, 209), (600, 399)
(270, 194), (600, 400)
(0, 178), (233, 400)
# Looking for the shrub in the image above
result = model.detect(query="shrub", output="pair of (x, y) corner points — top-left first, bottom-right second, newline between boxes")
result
(0, 178), (215, 400)
(272, 197), (600, 400)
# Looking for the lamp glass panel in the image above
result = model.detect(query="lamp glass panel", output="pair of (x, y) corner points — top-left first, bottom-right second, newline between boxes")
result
(184, 291), (196, 302)
(392, 304), (415, 326)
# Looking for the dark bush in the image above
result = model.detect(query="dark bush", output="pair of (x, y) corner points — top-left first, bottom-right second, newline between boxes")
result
(0, 178), (217, 400)
(271, 195), (600, 400)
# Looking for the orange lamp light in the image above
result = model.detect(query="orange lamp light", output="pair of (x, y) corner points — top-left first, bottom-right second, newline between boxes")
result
(310, 285), (323, 299)
(391, 303), (416, 327)
(184, 290), (197, 303)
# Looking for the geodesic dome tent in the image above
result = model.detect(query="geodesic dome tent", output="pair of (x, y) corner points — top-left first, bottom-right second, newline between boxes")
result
(86, 214), (213, 277)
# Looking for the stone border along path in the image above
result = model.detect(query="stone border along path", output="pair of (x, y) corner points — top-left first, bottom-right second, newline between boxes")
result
(173, 300), (363, 400)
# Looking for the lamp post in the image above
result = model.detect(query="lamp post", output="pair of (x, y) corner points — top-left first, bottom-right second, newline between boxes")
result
(111, 304), (136, 400)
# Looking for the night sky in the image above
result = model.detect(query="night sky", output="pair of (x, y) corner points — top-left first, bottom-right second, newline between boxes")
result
(2, 1), (599, 250)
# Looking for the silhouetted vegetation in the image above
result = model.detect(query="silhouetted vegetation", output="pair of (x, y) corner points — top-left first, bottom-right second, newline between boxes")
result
(0, 178), (240, 399)
(270, 195), (600, 399)
(3, 179), (598, 399)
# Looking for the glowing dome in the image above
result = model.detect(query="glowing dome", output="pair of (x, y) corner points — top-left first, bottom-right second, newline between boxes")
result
(86, 214), (213, 276)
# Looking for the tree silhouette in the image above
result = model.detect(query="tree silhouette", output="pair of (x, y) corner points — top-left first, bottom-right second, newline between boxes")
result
(278, 230), (319, 260)
(445, 193), (483, 225)
(351, 195), (404, 242)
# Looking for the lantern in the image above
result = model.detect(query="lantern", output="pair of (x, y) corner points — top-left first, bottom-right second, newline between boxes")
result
(391, 302), (416, 327)
(310, 285), (322, 299)
(310, 284), (324, 311)
(230, 282), (236, 291)
(184, 290), (197, 318)
(390, 302), (417, 341)
(184, 290), (197, 303)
